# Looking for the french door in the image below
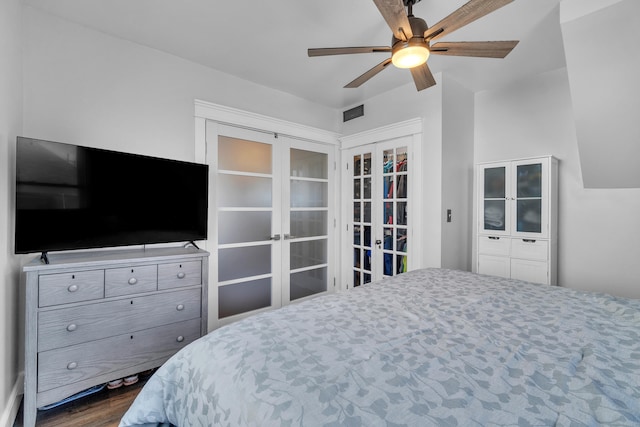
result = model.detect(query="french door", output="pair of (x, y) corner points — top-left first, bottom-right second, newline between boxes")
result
(344, 136), (413, 288)
(210, 124), (334, 326)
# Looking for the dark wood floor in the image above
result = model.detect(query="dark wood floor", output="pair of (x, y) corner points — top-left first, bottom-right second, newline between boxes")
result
(13, 380), (146, 427)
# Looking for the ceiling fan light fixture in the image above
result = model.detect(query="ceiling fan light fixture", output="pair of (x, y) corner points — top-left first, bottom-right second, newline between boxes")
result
(391, 40), (430, 69)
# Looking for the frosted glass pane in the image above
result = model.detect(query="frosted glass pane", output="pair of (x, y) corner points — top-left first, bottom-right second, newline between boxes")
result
(290, 149), (327, 179)
(517, 199), (542, 233)
(218, 136), (271, 174)
(291, 180), (327, 208)
(517, 164), (542, 198)
(291, 211), (327, 238)
(484, 167), (506, 198)
(290, 267), (327, 301)
(217, 175), (271, 208)
(484, 200), (505, 231)
(218, 211), (271, 244)
(218, 246), (271, 281)
(218, 278), (271, 318)
(291, 239), (327, 269)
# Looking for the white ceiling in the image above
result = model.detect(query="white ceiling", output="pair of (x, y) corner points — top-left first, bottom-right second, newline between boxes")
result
(23, 0), (566, 110)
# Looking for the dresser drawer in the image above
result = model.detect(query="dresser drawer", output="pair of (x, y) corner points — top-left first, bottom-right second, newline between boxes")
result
(478, 236), (511, 256)
(39, 270), (104, 307)
(38, 288), (201, 352)
(158, 261), (201, 290)
(37, 318), (201, 393)
(511, 238), (548, 261)
(105, 264), (157, 297)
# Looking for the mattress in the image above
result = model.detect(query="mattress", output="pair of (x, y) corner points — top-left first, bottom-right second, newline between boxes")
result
(119, 268), (640, 426)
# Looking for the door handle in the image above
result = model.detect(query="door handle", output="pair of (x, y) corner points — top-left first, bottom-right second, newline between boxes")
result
(375, 239), (382, 249)
(270, 234), (281, 241)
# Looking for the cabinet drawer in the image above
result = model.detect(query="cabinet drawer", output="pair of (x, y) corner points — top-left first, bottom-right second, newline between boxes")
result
(158, 261), (201, 290)
(38, 318), (201, 393)
(477, 254), (510, 279)
(511, 259), (548, 284)
(38, 288), (201, 352)
(511, 239), (548, 261)
(105, 264), (157, 297)
(39, 270), (104, 307)
(478, 236), (511, 256)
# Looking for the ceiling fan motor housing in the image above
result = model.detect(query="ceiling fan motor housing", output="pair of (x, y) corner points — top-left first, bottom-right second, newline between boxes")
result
(391, 15), (430, 64)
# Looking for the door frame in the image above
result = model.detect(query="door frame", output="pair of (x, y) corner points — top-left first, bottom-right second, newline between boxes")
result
(194, 100), (340, 331)
(339, 118), (423, 291)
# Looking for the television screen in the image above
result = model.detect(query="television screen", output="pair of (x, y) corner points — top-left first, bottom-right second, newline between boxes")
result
(15, 137), (209, 254)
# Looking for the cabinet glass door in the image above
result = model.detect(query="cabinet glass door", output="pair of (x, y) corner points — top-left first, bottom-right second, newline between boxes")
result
(285, 145), (331, 302)
(480, 164), (509, 235)
(515, 162), (542, 234)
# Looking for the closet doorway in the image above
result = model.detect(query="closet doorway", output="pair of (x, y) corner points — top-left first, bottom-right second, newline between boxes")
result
(209, 123), (335, 327)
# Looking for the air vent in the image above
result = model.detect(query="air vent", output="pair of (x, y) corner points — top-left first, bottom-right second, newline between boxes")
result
(343, 104), (364, 122)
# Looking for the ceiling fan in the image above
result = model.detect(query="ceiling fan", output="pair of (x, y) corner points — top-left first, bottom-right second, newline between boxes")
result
(308, 0), (519, 91)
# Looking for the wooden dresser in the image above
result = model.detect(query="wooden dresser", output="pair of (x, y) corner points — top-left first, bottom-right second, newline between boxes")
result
(22, 247), (209, 427)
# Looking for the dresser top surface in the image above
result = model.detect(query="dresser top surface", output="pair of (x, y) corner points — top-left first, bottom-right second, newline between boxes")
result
(23, 246), (209, 272)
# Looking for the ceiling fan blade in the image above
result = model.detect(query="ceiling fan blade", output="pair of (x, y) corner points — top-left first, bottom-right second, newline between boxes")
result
(372, 0), (413, 40)
(308, 46), (392, 57)
(430, 40), (518, 58)
(410, 63), (437, 91)
(424, 0), (513, 41)
(345, 58), (393, 88)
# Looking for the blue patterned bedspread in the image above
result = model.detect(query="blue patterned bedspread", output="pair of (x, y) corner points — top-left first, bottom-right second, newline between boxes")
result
(120, 268), (640, 426)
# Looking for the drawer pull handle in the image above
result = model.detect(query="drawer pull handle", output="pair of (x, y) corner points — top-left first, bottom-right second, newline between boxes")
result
(128, 277), (138, 285)
(523, 239), (537, 243)
(177, 272), (186, 279)
(66, 324), (77, 332)
(67, 284), (79, 293)
(176, 335), (185, 343)
(176, 304), (185, 311)
(67, 362), (78, 370)
(488, 236), (500, 240)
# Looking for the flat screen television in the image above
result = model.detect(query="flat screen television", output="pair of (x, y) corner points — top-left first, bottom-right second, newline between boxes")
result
(15, 137), (209, 255)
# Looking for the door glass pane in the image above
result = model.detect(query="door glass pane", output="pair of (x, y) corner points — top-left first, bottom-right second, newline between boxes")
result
(363, 202), (371, 223)
(290, 267), (327, 301)
(290, 211), (327, 238)
(217, 175), (271, 208)
(353, 225), (361, 245)
(397, 202), (407, 225)
(484, 200), (505, 231)
(354, 202), (360, 222)
(384, 202), (393, 224)
(218, 211), (271, 244)
(290, 240), (327, 269)
(517, 164), (542, 198)
(218, 136), (272, 174)
(291, 180), (327, 208)
(353, 155), (361, 176)
(383, 177), (394, 199)
(363, 178), (371, 198)
(397, 228), (407, 253)
(219, 246), (271, 281)
(290, 149), (327, 179)
(354, 179), (361, 199)
(517, 200), (542, 233)
(218, 278), (271, 318)
(484, 167), (506, 198)
(363, 154), (372, 175)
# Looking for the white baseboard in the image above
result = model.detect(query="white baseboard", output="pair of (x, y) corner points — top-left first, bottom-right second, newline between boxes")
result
(0, 372), (24, 427)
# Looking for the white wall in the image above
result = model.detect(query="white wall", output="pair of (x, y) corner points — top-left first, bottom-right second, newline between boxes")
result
(475, 67), (640, 299)
(22, 6), (339, 162)
(0, 0), (23, 425)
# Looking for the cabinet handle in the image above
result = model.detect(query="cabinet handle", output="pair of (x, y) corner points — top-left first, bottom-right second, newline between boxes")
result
(488, 236), (500, 240)
(522, 239), (537, 243)
(176, 304), (185, 311)
(67, 362), (78, 370)
(67, 284), (79, 293)
(177, 272), (186, 279)
(128, 277), (138, 285)
(66, 324), (77, 332)
(176, 335), (185, 343)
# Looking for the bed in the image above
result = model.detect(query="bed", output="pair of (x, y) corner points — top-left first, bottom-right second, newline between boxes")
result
(119, 268), (640, 426)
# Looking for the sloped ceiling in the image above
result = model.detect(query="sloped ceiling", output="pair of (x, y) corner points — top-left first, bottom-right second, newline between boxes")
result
(23, 0), (563, 110)
(561, 0), (640, 188)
